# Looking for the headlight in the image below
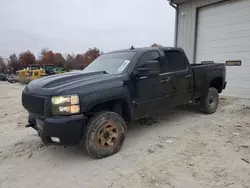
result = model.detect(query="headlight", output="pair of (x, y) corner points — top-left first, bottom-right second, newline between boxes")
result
(51, 94), (80, 115)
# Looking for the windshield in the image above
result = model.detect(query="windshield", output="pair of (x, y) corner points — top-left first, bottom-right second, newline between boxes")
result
(83, 52), (136, 74)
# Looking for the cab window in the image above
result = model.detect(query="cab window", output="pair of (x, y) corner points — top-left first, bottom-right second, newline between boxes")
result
(137, 51), (161, 68)
(165, 51), (188, 71)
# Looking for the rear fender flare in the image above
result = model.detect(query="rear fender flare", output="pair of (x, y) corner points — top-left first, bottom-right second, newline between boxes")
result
(203, 70), (223, 93)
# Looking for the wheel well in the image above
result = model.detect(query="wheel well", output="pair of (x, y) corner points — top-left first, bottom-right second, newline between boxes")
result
(210, 77), (223, 93)
(88, 100), (131, 122)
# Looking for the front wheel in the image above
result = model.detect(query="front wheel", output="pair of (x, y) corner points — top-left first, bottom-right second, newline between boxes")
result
(83, 111), (127, 159)
(200, 87), (219, 114)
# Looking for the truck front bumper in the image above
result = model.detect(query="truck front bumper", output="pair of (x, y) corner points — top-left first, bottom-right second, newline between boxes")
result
(35, 115), (86, 145)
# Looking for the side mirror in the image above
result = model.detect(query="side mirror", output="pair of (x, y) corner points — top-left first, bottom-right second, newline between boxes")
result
(135, 60), (160, 77)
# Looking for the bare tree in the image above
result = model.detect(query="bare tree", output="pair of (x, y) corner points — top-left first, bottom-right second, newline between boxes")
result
(7, 54), (21, 74)
(0, 56), (7, 73)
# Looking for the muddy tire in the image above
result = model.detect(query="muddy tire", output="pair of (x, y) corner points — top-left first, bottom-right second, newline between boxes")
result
(83, 111), (127, 159)
(201, 87), (219, 114)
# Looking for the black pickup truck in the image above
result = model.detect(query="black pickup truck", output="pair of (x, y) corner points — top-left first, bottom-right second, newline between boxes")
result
(22, 47), (227, 158)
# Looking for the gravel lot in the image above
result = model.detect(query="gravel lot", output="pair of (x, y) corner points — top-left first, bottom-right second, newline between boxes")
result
(0, 82), (250, 188)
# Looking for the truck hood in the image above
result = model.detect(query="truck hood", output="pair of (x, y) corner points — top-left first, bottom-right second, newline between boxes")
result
(26, 71), (117, 96)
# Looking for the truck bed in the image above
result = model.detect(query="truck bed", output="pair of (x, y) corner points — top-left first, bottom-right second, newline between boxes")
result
(191, 63), (226, 99)
(191, 63), (225, 71)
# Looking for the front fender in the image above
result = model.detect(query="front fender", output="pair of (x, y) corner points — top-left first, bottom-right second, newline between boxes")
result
(81, 86), (132, 113)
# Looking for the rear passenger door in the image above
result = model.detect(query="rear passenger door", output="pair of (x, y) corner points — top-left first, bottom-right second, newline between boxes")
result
(164, 51), (194, 105)
(158, 55), (175, 108)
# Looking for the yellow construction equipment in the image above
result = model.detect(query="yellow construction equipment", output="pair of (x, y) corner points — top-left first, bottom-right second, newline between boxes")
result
(17, 64), (59, 84)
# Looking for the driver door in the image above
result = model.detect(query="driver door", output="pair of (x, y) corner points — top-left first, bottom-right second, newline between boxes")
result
(133, 51), (165, 118)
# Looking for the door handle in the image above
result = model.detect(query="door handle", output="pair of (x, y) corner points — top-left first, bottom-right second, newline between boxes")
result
(139, 76), (148, 80)
(185, 74), (192, 78)
(160, 77), (171, 83)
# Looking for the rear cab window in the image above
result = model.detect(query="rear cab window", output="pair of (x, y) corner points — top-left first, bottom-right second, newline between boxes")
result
(164, 51), (188, 72)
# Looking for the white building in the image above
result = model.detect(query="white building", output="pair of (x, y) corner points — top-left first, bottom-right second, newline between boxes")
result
(169, 0), (250, 98)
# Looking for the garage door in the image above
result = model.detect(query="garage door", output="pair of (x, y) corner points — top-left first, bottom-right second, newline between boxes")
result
(196, 0), (250, 98)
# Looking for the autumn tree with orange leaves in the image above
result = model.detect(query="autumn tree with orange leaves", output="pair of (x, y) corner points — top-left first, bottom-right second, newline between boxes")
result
(74, 54), (84, 69)
(19, 51), (36, 67)
(39, 50), (66, 68)
(82, 48), (101, 68)
(72, 48), (101, 70)
(40, 50), (56, 65)
(0, 47), (102, 73)
(54, 53), (66, 68)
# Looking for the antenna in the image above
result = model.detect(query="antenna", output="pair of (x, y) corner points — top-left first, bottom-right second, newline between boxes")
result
(130, 46), (135, 50)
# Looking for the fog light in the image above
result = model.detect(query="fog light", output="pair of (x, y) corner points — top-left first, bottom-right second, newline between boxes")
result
(51, 137), (60, 143)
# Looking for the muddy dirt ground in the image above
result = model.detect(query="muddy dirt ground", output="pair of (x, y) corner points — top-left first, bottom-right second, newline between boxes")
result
(0, 82), (250, 188)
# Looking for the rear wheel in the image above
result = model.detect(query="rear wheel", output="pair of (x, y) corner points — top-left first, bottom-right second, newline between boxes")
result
(201, 87), (219, 114)
(83, 111), (127, 159)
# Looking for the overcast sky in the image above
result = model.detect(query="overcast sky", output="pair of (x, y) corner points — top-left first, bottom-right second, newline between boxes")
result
(0, 0), (175, 58)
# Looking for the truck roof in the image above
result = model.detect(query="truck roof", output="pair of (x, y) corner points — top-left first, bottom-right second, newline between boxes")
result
(108, 47), (184, 54)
